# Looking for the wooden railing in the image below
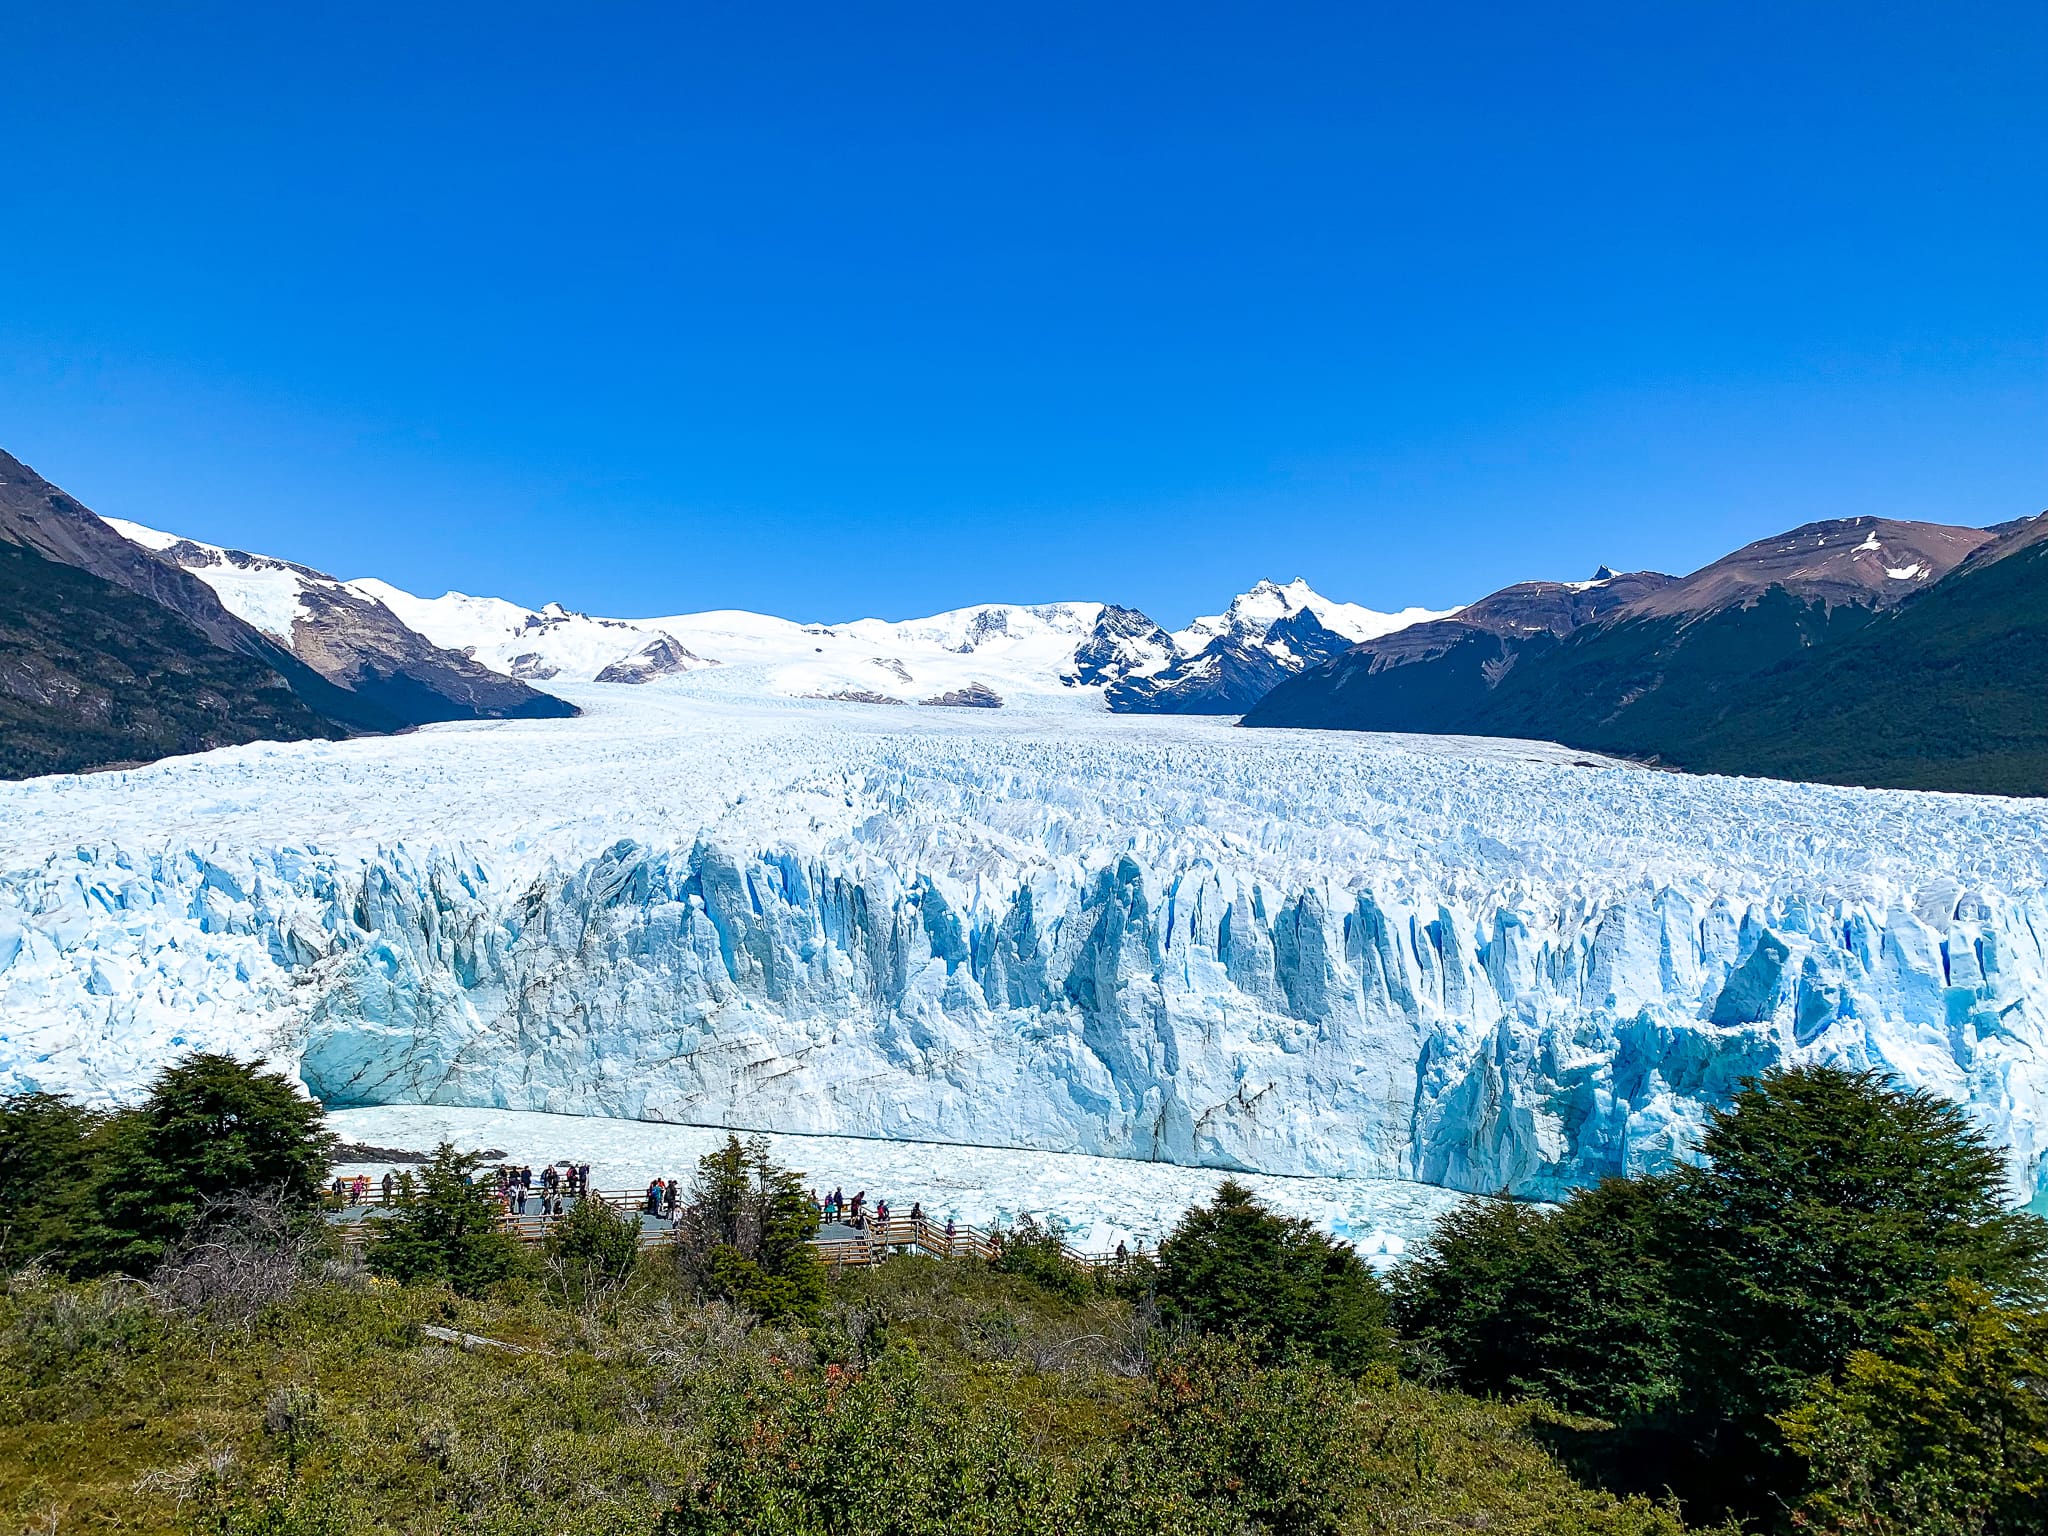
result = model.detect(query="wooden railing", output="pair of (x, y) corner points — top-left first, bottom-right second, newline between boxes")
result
(328, 1188), (1140, 1271)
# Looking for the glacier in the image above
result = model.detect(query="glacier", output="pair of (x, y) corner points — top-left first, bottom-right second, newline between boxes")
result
(2, 681), (2045, 1211)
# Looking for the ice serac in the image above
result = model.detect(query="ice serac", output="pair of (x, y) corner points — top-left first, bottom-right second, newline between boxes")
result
(5, 830), (2041, 1209)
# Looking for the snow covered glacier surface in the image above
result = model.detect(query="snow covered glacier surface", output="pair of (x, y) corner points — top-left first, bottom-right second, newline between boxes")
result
(2, 682), (2045, 1209)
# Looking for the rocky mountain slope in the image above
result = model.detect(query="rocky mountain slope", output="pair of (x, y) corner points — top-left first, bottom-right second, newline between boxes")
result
(110, 521), (575, 726)
(1246, 516), (2038, 794)
(1642, 512), (2048, 795)
(1106, 578), (1457, 713)
(0, 537), (346, 778)
(0, 448), (572, 779)
(1239, 568), (1676, 733)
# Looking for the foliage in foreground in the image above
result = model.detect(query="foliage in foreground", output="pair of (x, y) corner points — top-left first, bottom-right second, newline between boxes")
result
(0, 1252), (1706, 1536)
(1779, 1278), (2048, 1536)
(1392, 1066), (2048, 1523)
(1, 1053), (335, 1279)
(676, 1134), (827, 1324)
(365, 1144), (532, 1296)
(1156, 1177), (1395, 1375)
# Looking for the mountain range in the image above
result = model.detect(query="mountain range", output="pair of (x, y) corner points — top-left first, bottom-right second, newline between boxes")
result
(1245, 513), (2048, 796)
(1, 444), (2040, 793)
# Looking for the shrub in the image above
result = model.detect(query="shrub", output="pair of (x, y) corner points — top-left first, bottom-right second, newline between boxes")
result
(657, 1346), (1060, 1536)
(1662, 1067), (2047, 1493)
(990, 1212), (1093, 1301)
(150, 1189), (325, 1324)
(1155, 1179), (1393, 1375)
(364, 1144), (529, 1296)
(0, 1091), (109, 1271)
(1081, 1333), (1363, 1536)
(544, 1191), (643, 1297)
(1780, 1278), (2048, 1536)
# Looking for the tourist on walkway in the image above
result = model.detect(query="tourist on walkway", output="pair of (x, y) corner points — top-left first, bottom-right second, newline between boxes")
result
(663, 1179), (678, 1218)
(382, 1170), (396, 1205)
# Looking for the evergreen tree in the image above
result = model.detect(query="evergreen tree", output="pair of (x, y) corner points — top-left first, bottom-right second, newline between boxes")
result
(1155, 1179), (1393, 1375)
(681, 1135), (825, 1323)
(1781, 1278), (2048, 1536)
(543, 1186), (643, 1292)
(80, 1053), (333, 1277)
(0, 1091), (109, 1271)
(1664, 1067), (2047, 1490)
(365, 1143), (529, 1295)
(1391, 1176), (1680, 1422)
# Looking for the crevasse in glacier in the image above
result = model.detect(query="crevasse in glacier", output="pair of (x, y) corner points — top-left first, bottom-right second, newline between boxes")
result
(1, 687), (2044, 1207)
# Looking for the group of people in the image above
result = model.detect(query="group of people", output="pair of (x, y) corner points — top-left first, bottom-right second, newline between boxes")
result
(498, 1161), (591, 1217)
(328, 1172), (400, 1206)
(813, 1187), (932, 1237)
(328, 1159), (983, 1252)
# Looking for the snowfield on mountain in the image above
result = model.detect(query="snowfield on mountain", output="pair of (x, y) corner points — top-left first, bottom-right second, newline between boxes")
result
(2, 676), (2044, 1220)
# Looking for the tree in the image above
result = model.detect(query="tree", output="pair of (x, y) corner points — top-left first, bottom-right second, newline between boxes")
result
(365, 1143), (529, 1295)
(1155, 1179), (1393, 1375)
(0, 1091), (110, 1271)
(543, 1187), (642, 1296)
(1663, 1067), (2047, 1492)
(1781, 1279), (2048, 1536)
(1390, 1176), (1680, 1422)
(80, 1053), (334, 1277)
(677, 1135), (825, 1324)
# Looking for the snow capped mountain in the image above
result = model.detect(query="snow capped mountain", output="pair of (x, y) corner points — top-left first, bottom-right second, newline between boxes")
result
(339, 582), (1218, 710)
(2, 685), (2043, 1212)
(1175, 576), (1456, 653)
(1112, 578), (1460, 714)
(101, 520), (574, 726)
(345, 581), (694, 684)
(341, 575), (1440, 717)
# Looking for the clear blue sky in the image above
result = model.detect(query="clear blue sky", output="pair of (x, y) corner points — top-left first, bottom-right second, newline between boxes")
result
(2, 3), (2041, 625)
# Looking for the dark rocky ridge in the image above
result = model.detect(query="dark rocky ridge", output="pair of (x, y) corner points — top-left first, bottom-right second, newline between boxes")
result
(0, 446), (573, 778)
(0, 538), (346, 778)
(1246, 515), (2044, 796)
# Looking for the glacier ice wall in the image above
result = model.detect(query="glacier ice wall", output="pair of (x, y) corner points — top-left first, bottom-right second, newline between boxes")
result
(6, 830), (2045, 1205)
(4, 692), (2046, 1207)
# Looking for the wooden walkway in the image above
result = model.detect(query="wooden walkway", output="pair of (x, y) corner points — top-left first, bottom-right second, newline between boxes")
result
(326, 1188), (1132, 1272)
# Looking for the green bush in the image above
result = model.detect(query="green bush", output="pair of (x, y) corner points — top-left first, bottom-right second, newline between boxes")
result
(1391, 1176), (1680, 1422)
(0, 1091), (109, 1270)
(658, 1346), (1058, 1536)
(1662, 1067), (2046, 1497)
(1392, 1066), (2048, 1521)
(1081, 1334), (1363, 1536)
(990, 1212), (1094, 1301)
(1155, 1179), (1393, 1375)
(365, 1144), (530, 1296)
(1781, 1278), (2048, 1536)
(543, 1191), (643, 1295)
